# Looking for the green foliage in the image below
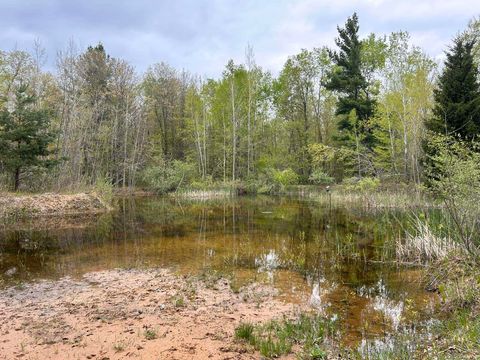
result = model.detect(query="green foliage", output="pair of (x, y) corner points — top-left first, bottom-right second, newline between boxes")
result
(326, 13), (377, 150)
(371, 32), (435, 181)
(235, 323), (255, 342)
(423, 255), (480, 358)
(425, 135), (480, 255)
(141, 158), (195, 194)
(273, 168), (298, 187)
(234, 314), (335, 359)
(254, 168), (299, 194)
(309, 170), (334, 185)
(273, 47), (336, 178)
(343, 177), (380, 193)
(93, 177), (114, 205)
(0, 86), (56, 190)
(308, 143), (356, 181)
(427, 36), (480, 139)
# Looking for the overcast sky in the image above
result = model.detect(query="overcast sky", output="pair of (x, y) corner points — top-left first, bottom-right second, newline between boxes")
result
(1, 0), (479, 77)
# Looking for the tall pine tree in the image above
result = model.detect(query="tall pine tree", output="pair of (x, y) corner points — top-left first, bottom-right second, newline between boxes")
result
(0, 85), (56, 190)
(326, 13), (376, 149)
(428, 36), (480, 139)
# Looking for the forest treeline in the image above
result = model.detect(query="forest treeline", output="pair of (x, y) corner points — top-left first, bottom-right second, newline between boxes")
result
(1, 13), (480, 192)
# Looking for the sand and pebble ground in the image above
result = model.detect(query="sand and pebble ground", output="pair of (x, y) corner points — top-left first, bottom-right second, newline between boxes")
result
(0, 268), (304, 359)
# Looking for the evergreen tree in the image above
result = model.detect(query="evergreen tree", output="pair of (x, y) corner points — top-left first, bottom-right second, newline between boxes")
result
(326, 13), (376, 149)
(428, 36), (480, 138)
(0, 85), (56, 190)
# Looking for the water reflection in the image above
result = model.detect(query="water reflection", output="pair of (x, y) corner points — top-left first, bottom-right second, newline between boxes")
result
(0, 195), (437, 345)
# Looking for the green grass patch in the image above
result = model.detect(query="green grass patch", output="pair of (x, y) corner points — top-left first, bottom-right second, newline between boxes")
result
(234, 313), (335, 359)
(235, 322), (255, 342)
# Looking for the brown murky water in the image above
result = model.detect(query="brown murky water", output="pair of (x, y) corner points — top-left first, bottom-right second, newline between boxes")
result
(0, 195), (438, 349)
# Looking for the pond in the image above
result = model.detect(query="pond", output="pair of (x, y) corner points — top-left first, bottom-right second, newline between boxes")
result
(0, 195), (437, 350)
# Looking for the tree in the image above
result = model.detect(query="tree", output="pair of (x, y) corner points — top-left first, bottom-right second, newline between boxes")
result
(463, 16), (480, 70)
(326, 13), (377, 150)
(274, 48), (336, 179)
(0, 85), (56, 190)
(427, 36), (480, 139)
(372, 32), (435, 183)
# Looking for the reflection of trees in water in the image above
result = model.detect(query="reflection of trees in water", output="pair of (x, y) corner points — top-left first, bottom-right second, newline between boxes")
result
(0, 197), (417, 295)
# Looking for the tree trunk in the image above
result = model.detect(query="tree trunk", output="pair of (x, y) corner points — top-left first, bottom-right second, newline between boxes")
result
(14, 167), (20, 191)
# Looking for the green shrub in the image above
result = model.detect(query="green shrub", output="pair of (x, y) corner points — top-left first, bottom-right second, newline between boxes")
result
(141, 158), (195, 194)
(273, 168), (299, 187)
(343, 176), (379, 193)
(93, 177), (114, 204)
(425, 135), (480, 255)
(309, 170), (334, 185)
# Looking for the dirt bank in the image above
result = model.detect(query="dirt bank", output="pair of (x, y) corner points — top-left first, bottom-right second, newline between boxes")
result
(0, 192), (111, 219)
(0, 268), (304, 359)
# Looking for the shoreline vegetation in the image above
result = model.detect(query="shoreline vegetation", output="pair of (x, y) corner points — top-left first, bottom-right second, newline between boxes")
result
(0, 180), (434, 220)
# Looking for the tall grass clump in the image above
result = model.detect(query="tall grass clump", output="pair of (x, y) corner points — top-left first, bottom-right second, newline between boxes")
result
(396, 215), (462, 264)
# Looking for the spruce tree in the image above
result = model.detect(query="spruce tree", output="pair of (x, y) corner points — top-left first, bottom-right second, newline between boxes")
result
(326, 13), (376, 149)
(428, 36), (480, 138)
(0, 85), (56, 190)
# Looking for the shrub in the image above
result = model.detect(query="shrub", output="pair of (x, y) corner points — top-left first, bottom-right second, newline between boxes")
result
(93, 177), (114, 204)
(309, 170), (334, 185)
(426, 135), (480, 255)
(252, 168), (300, 195)
(273, 168), (299, 188)
(343, 176), (379, 193)
(141, 158), (195, 194)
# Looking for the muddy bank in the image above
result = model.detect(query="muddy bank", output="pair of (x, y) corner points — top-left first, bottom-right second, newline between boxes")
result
(0, 268), (304, 360)
(0, 192), (111, 219)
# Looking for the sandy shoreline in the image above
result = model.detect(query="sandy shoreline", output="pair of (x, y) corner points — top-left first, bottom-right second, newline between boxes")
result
(0, 268), (305, 359)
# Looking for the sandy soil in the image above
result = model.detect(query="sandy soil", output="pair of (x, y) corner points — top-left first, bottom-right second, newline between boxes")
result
(0, 193), (110, 219)
(0, 268), (304, 359)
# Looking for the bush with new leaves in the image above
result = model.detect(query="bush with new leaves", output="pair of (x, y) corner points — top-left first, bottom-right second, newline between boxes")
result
(142, 158), (195, 194)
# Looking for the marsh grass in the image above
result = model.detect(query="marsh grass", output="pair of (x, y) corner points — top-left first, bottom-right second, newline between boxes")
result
(172, 189), (234, 200)
(235, 313), (335, 358)
(396, 216), (462, 264)
(316, 190), (433, 210)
